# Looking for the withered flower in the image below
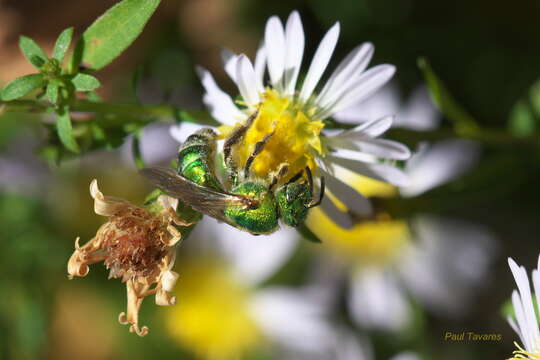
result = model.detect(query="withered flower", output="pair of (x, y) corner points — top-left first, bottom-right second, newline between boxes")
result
(68, 179), (191, 336)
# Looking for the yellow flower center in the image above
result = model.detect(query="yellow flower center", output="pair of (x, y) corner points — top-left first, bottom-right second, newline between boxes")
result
(222, 89), (325, 179)
(510, 342), (540, 359)
(165, 260), (262, 359)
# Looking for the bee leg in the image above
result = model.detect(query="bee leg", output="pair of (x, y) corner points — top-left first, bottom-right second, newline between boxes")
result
(308, 176), (325, 208)
(223, 110), (258, 165)
(223, 110), (258, 184)
(268, 163), (290, 191)
(243, 130), (275, 178)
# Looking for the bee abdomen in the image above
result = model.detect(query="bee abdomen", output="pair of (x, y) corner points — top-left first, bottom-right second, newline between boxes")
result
(177, 128), (222, 190)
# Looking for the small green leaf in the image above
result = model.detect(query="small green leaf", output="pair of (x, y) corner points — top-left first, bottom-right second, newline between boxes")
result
(71, 0), (161, 71)
(71, 73), (101, 91)
(29, 56), (46, 68)
(45, 84), (59, 105)
(1, 74), (45, 101)
(418, 57), (479, 134)
(19, 36), (48, 69)
(132, 129), (146, 169)
(52, 27), (74, 62)
(56, 106), (80, 153)
(508, 100), (536, 137)
(297, 225), (322, 243)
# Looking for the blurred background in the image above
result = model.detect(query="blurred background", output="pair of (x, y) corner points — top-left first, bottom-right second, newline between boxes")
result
(1, 0), (540, 359)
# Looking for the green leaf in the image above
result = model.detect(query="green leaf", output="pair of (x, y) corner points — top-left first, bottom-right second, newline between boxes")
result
(132, 129), (146, 169)
(71, 73), (101, 91)
(297, 224), (322, 243)
(45, 83), (59, 105)
(19, 36), (48, 69)
(71, 0), (161, 71)
(508, 100), (536, 137)
(56, 106), (80, 153)
(52, 27), (74, 62)
(1, 74), (45, 101)
(418, 57), (480, 134)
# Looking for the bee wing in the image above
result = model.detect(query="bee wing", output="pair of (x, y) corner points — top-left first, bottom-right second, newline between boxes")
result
(140, 167), (256, 220)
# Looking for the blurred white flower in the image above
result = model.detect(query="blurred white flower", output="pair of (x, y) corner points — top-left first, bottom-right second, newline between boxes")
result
(400, 139), (480, 197)
(347, 215), (495, 331)
(506, 255), (540, 359)
(334, 85), (440, 131)
(170, 10), (411, 228)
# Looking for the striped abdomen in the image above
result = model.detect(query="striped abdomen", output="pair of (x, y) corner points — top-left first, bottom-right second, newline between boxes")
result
(177, 128), (223, 190)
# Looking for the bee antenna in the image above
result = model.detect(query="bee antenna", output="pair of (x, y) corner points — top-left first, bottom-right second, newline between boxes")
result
(285, 169), (304, 185)
(305, 166), (314, 195)
(308, 176), (325, 208)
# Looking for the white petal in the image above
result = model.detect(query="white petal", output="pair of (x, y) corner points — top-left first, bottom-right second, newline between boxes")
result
(333, 84), (399, 124)
(317, 42), (374, 109)
(508, 257), (540, 350)
(265, 16), (286, 89)
(320, 169), (372, 215)
(400, 140), (480, 197)
(250, 287), (334, 354)
(323, 64), (395, 118)
(398, 216), (495, 317)
(333, 115), (394, 139)
(317, 195), (353, 229)
(299, 22), (340, 103)
(254, 44), (267, 90)
(349, 267), (411, 331)
(327, 135), (411, 160)
(193, 217), (297, 285)
(196, 66), (243, 125)
(328, 156), (410, 187)
(236, 55), (261, 107)
(221, 48), (239, 82)
(217, 223), (298, 285)
(283, 11), (305, 95)
(395, 86), (440, 131)
(169, 122), (206, 144)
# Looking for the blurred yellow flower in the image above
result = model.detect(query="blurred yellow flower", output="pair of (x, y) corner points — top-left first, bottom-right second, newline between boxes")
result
(165, 259), (262, 359)
(306, 170), (408, 265)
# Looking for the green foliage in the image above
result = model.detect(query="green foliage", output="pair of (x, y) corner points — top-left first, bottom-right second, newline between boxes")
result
(1, 74), (45, 101)
(71, 0), (161, 71)
(418, 57), (480, 134)
(45, 83), (59, 105)
(56, 106), (80, 153)
(19, 36), (47, 69)
(52, 27), (74, 62)
(509, 100), (536, 137)
(71, 73), (101, 91)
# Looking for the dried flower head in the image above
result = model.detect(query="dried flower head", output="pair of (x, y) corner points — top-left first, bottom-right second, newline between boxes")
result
(68, 179), (191, 336)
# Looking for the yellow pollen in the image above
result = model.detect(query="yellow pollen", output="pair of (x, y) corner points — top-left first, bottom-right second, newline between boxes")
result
(229, 89), (325, 179)
(165, 260), (262, 359)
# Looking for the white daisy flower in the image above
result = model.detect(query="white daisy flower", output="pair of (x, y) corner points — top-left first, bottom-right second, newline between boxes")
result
(506, 255), (540, 359)
(170, 10), (410, 227)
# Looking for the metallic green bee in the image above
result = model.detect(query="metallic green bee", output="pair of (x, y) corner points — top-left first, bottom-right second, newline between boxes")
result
(140, 122), (324, 235)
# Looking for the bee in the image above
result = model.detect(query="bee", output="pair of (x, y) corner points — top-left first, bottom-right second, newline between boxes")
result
(140, 114), (324, 235)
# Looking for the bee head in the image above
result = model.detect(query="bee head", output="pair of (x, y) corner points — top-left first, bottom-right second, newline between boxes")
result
(275, 182), (312, 227)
